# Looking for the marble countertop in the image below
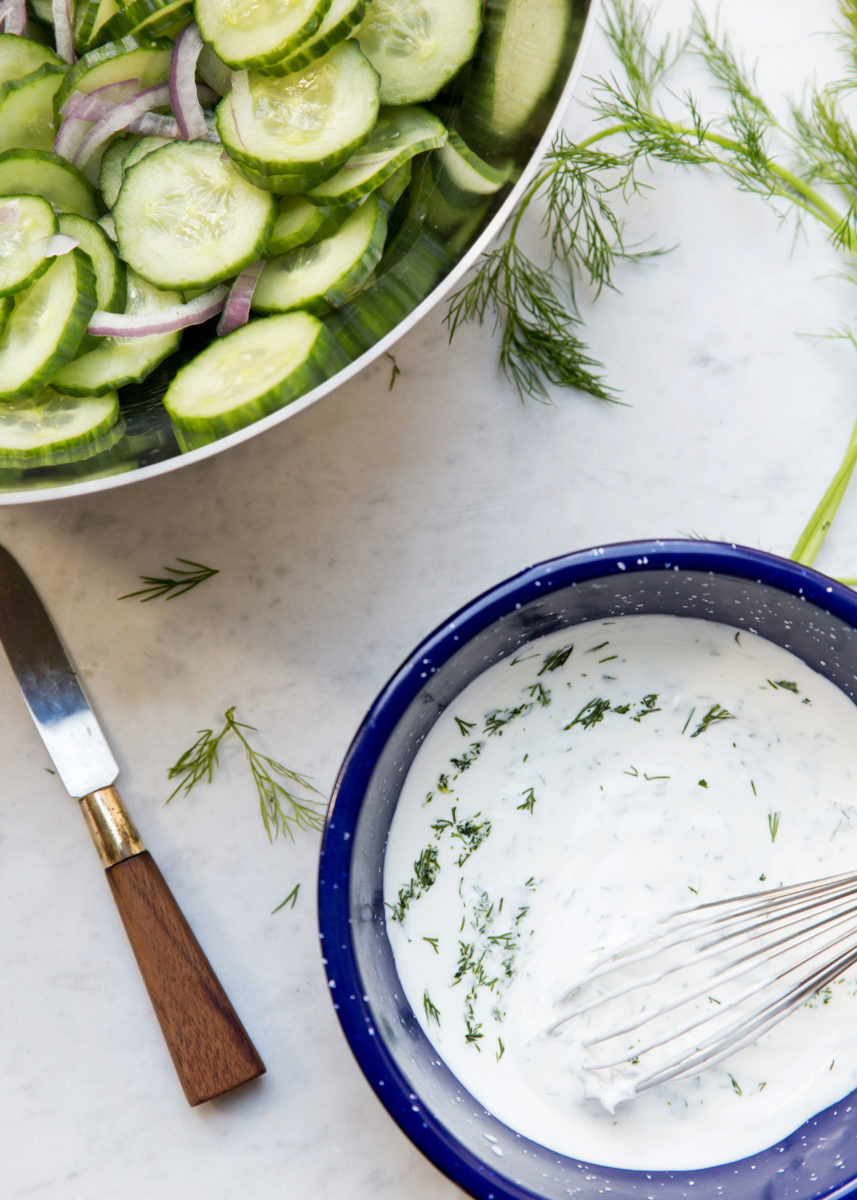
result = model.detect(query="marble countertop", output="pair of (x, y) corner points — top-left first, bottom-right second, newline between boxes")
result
(3, 0), (857, 1195)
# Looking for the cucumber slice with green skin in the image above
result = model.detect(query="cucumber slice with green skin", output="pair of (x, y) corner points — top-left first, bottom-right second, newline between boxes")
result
(0, 64), (64, 153)
(457, 0), (571, 157)
(216, 41), (380, 193)
(0, 149), (99, 219)
(194, 0), (332, 70)
(0, 194), (58, 296)
(356, 0), (481, 105)
(306, 105), (447, 206)
(252, 191), (386, 315)
(259, 0), (367, 77)
(0, 33), (62, 85)
(53, 35), (173, 118)
(265, 199), (358, 257)
(97, 132), (139, 208)
(100, 132), (171, 207)
(0, 294), (12, 338)
(113, 140), (277, 289)
(57, 213), (127, 311)
(163, 308), (347, 434)
(196, 42), (231, 95)
(0, 386), (120, 461)
(326, 224), (451, 359)
(0, 248), (97, 401)
(73, 0), (120, 53)
(51, 271), (181, 394)
(377, 158), (412, 210)
(95, 0), (193, 47)
(432, 128), (514, 208)
(265, 195), (328, 257)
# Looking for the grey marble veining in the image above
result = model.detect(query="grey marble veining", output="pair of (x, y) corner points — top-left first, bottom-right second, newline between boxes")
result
(1, 1), (855, 1196)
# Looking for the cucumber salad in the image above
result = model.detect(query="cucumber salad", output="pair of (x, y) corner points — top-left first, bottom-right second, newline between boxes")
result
(0, 0), (573, 472)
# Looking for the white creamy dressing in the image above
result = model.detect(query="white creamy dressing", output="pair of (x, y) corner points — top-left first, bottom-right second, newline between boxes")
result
(383, 615), (857, 1170)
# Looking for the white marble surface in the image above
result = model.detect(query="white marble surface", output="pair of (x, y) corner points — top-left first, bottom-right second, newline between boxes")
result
(2, 1), (857, 1195)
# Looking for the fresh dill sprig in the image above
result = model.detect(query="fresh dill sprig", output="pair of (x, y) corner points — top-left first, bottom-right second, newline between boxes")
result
(423, 991), (441, 1025)
(272, 883), (300, 913)
(447, 0), (857, 565)
(166, 706), (324, 842)
(690, 703), (734, 738)
(768, 810), (782, 842)
(445, 235), (618, 402)
(119, 557), (219, 601)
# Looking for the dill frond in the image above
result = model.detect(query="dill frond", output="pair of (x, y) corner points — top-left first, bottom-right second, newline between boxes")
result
(167, 706), (324, 842)
(119, 557), (219, 601)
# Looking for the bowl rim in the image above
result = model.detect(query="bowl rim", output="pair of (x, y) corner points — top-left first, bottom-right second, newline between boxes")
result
(0, 1), (603, 507)
(318, 537), (857, 1200)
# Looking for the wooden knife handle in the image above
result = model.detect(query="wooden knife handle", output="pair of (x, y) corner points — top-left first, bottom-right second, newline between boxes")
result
(105, 850), (266, 1106)
(79, 784), (265, 1106)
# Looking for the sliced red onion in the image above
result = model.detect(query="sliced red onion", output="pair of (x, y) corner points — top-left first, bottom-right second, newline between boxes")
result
(123, 111), (219, 141)
(216, 259), (264, 335)
(170, 22), (207, 140)
(60, 78), (143, 121)
(73, 82), (171, 168)
(0, 0), (27, 34)
(51, 0), (75, 63)
(27, 233), (79, 260)
(54, 114), (91, 162)
(87, 285), (228, 337)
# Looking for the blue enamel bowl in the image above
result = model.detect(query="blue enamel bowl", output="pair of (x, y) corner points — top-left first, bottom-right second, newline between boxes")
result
(318, 539), (857, 1200)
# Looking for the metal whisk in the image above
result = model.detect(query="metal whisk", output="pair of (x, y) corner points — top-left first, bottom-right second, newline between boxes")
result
(548, 870), (857, 1097)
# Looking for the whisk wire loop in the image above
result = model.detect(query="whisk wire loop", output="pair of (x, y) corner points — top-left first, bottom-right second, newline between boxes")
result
(549, 870), (857, 1096)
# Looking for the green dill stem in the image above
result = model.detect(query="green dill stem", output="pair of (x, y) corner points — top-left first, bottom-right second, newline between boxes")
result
(576, 121), (848, 242)
(791, 411), (857, 565)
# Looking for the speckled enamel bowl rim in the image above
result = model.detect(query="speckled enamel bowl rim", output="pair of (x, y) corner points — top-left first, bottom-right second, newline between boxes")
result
(318, 539), (857, 1200)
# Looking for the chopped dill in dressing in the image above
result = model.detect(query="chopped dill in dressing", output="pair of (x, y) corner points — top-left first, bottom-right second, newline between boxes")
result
(383, 616), (857, 1171)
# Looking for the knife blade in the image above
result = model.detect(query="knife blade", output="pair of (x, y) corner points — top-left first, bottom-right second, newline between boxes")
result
(0, 543), (265, 1105)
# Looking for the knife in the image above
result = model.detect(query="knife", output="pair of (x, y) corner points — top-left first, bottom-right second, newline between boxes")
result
(0, 543), (265, 1105)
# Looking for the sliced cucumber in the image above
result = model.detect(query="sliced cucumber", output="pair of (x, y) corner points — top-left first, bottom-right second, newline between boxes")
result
(377, 158), (412, 210)
(51, 271), (181, 394)
(0, 194), (58, 296)
(0, 248), (97, 400)
(356, 0), (481, 104)
(0, 386), (120, 462)
(95, 0), (194, 47)
(260, 0), (366, 76)
(432, 128), (513, 207)
(73, 0), (121, 52)
(113, 140), (276, 288)
(0, 294), (12, 337)
(100, 132), (171, 207)
(97, 132), (139, 208)
(326, 224), (451, 359)
(306, 105), (446, 205)
(252, 192), (386, 314)
(163, 308), (346, 433)
(0, 64), (64, 153)
(216, 41), (380, 192)
(457, 0), (571, 157)
(53, 35), (173, 117)
(266, 195), (328, 257)
(196, 41), (232, 95)
(194, 0), (332, 70)
(0, 149), (99, 219)
(57, 213), (127, 311)
(0, 32), (62, 85)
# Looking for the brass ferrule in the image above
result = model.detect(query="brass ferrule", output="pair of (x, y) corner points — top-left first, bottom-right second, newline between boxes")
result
(79, 785), (146, 868)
